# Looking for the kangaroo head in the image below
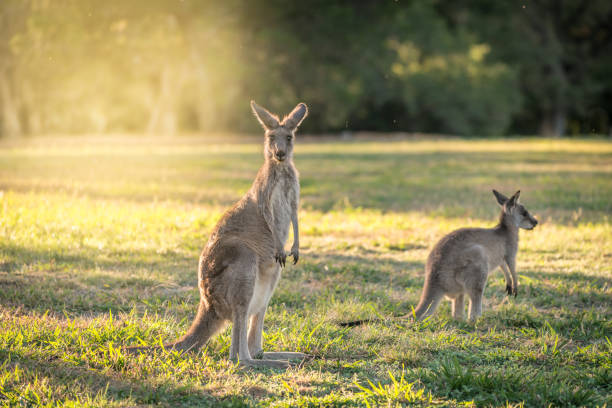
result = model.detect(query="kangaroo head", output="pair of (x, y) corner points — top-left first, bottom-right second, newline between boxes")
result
(493, 189), (538, 230)
(251, 101), (308, 163)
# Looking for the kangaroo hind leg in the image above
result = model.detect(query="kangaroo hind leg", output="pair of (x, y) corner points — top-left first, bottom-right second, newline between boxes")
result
(451, 294), (465, 320)
(227, 252), (291, 369)
(247, 268), (310, 363)
(232, 306), (289, 368)
(466, 265), (488, 321)
(248, 306), (309, 364)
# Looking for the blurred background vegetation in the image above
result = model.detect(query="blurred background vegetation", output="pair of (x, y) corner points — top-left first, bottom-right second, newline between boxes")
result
(1, 0), (611, 138)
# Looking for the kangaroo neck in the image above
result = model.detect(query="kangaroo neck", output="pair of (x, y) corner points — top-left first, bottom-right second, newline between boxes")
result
(251, 158), (292, 201)
(495, 214), (519, 255)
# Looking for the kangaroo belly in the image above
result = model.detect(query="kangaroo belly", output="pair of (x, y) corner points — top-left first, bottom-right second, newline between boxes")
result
(486, 256), (503, 273)
(249, 264), (280, 314)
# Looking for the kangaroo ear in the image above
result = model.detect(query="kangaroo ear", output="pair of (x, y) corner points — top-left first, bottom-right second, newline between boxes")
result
(507, 190), (521, 207)
(251, 101), (280, 130)
(282, 103), (308, 130)
(492, 189), (509, 206)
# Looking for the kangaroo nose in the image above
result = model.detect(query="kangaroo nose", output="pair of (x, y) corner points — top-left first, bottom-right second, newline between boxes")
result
(533, 219), (538, 226)
(275, 151), (286, 161)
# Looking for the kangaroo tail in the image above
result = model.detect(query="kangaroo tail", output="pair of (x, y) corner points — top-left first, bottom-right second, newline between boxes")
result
(125, 301), (224, 354)
(413, 278), (443, 321)
(339, 318), (383, 327)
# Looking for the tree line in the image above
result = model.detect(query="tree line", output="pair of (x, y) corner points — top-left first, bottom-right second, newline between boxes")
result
(1, 0), (611, 137)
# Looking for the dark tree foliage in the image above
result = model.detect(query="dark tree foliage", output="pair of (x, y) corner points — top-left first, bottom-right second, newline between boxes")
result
(0, 0), (609, 137)
(437, 0), (612, 135)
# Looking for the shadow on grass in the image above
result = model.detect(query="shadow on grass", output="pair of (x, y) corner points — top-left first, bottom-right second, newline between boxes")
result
(0, 243), (200, 315)
(0, 348), (255, 407)
(1, 239), (429, 309)
(306, 251), (425, 280)
(4, 240), (610, 314)
(2, 239), (610, 346)
(0, 242), (197, 278)
(524, 269), (612, 286)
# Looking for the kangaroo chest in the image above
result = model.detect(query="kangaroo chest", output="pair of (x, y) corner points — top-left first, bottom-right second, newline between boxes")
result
(486, 238), (516, 272)
(269, 178), (297, 245)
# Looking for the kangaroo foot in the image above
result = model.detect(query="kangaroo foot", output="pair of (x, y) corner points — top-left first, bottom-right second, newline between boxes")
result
(239, 358), (291, 370)
(260, 352), (311, 361)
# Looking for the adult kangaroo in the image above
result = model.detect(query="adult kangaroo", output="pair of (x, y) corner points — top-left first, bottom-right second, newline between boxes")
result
(128, 101), (309, 369)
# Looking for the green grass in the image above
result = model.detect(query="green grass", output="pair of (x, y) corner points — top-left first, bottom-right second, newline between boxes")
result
(0, 136), (611, 407)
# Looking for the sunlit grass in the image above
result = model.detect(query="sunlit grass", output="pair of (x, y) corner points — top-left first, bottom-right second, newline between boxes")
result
(0, 136), (611, 407)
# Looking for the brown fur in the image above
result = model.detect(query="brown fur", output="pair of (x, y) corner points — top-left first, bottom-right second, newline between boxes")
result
(414, 190), (538, 321)
(126, 101), (308, 369)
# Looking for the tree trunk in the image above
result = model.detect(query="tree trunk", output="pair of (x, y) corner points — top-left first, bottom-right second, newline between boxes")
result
(537, 15), (568, 138)
(550, 63), (568, 137)
(553, 107), (566, 137)
(147, 66), (176, 136)
(540, 108), (566, 138)
(21, 80), (41, 135)
(0, 70), (22, 138)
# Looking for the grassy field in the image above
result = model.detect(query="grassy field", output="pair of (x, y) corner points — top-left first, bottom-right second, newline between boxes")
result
(0, 136), (611, 407)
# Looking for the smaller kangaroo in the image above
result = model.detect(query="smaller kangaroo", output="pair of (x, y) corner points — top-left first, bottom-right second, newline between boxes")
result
(414, 190), (537, 321)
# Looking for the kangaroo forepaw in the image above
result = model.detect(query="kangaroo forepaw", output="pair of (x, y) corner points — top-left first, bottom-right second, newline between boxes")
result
(506, 284), (513, 296)
(290, 248), (299, 264)
(513, 286), (518, 297)
(274, 251), (286, 267)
